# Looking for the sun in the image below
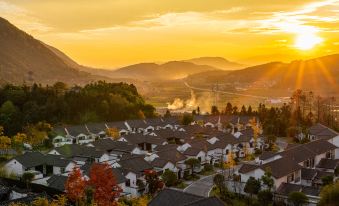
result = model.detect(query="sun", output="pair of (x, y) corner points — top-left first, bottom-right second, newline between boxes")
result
(294, 32), (323, 50)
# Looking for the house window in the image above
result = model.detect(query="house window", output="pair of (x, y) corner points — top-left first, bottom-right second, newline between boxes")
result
(326, 151), (333, 159)
(198, 157), (202, 162)
(310, 159), (315, 168)
(287, 173), (294, 183)
(225, 149), (229, 155)
(304, 160), (310, 168)
(60, 167), (65, 173)
(125, 179), (131, 187)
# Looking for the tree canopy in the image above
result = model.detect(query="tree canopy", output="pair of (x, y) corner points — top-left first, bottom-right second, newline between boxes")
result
(0, 81), (155, 135)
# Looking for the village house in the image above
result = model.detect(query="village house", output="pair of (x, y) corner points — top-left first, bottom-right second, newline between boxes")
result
(4, 152), (76, 177)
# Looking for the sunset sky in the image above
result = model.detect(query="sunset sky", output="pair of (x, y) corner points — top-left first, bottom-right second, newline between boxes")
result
(1, 0), (339, 68)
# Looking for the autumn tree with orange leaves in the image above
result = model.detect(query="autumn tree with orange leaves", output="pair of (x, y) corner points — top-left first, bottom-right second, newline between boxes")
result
(65, 167), (86, 204)
(87, 163), (122, 206)
(144, 169), (164, 196)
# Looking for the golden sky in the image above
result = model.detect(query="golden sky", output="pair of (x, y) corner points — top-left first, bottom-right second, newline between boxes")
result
(1, 0), (339, 68)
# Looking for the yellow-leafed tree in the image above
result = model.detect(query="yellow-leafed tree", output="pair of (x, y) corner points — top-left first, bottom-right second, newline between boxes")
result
(106, 128), (120, 140)
(0, 126), (11, 149)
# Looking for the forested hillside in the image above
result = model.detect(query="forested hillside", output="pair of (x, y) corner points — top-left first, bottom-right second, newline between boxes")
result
(0, 81), (155, 135)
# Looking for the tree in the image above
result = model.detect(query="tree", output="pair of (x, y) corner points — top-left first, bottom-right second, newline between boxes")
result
(213, 174), (225, 193)
(0, 100), (19, 135)
(250, 117), (260, 148)
(88, 163), (121, 206)
(261, 170), (274, 191)
(197, 106), (201, 115)
(24, 122), (52, 146)
(225, 102), (233, 115)
(258, 190), (273, 206)
(22, 172), (34, 189)
(318, 181), (339, 206)
(12, 133), (27, 149)
(244, 177), (261, 198)
(181, 113), (193, 125)
(144, 169), (164, 196)
(211, 106), (219, 115)
(184, 158), (200, 175)
(232, 106), (238, 115)
(240, 105), (247, 115)
(288, 191), (308, 206)
(224, 151), (236, 170)
(65, 167), (86, 204)
(321, 175), (333, 186)
(0, 135), (11, 149)
(106, 128), (120, 140)
(164, 110), (171, 118)
(161, 170), (177, 187)
(247, 105), (253, 115)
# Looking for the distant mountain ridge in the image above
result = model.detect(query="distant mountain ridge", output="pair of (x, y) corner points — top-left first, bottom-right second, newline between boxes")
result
(108, 61), (219, 80)
(186, 54), (339, 94)
(184, 57), (244, 70)
(0, 17), (111, 85)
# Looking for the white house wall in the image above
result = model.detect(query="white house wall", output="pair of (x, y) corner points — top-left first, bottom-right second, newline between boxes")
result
(4, 159), (24, 176)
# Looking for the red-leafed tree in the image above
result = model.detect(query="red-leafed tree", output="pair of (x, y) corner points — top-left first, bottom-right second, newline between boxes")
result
(144, 169), (164, 196)
(65, 167), (86, 203)
(87, 163), (121, 206)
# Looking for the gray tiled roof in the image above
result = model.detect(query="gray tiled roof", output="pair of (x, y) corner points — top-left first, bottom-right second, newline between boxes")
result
(276, 183), (320, 197)
(12, 152), (72, 168)
(301, 168), (317, 180)
(119, 156), (152, 176)
(148, 188), (224, 206)
(53, 144), (106, 158)
(183, 197), (225, 206)
(148, 188), (204, 206)
(316, 158), (338, 170)
(47, 175), (68, 191)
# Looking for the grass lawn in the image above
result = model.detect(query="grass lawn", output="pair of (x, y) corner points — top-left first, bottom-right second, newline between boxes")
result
(174, 182), (188, 189)
(199, 170), (216, 176)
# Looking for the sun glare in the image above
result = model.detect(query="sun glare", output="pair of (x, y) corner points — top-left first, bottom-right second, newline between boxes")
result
(294, 33), (323, 50)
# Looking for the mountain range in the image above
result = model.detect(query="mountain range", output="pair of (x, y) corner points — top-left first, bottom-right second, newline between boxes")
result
(0, 17), (338, 94)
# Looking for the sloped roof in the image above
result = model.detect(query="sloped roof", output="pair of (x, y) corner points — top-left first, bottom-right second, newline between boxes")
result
(316, 158), (338, 170)
(65, 125), (90, 137)
(91, 138), (136, 153)
(53, 144), (106, 158)
(47, 175), (68, 191)
(279, 139), (337, 163)
(239, 157), (302, 179)
(259, 151), (278, 160)
(308, 123), (338, 139)
(86, 123), (107, 134)
(238, 164), (259, 174)
(122, 133), (166, 145)
(119, 156), (152, 176)
(156, 149), (186, 163)
(261, 157), (302, 179)
(148, 188), (204, 206)
(276, 183), (320, 197)
(183, 197), (225, 206)
(12, 152), (72, 168)
(301, 168), (317, 180)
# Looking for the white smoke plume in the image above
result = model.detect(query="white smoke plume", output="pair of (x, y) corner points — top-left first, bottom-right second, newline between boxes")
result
(167, 90), (213, 113)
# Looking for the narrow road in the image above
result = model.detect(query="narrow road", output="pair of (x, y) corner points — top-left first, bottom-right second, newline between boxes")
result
(183, 174), (215, 197)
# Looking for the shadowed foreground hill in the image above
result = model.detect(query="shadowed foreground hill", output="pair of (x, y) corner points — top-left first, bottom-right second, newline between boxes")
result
(0, 17), (109, 85)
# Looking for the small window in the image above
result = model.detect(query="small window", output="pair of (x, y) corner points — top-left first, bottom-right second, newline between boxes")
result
(287, 173), (294, 183)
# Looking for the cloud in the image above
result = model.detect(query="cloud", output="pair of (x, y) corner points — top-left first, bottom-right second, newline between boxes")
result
(78, 8), (253, 36)
(0, 1), (52, 33)
(256, 0), (339, 34)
